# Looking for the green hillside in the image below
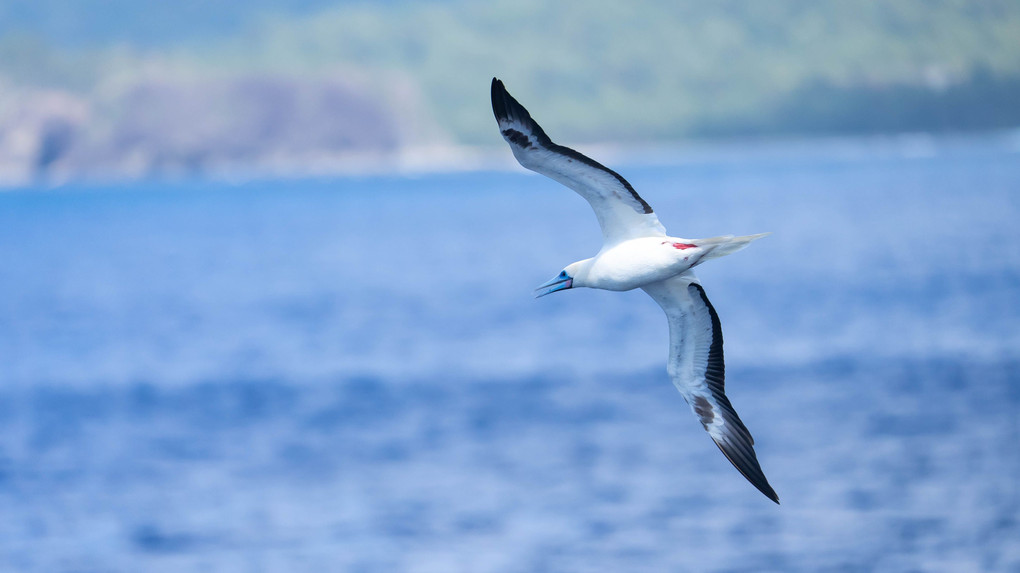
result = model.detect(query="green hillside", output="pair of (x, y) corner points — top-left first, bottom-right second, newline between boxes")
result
(3, 0), (1020, 145)
(201, 0), (1020, 143)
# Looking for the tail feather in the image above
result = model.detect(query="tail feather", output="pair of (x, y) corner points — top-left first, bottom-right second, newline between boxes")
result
(697, 232), (767, 258)
(697, 233), (770, 260)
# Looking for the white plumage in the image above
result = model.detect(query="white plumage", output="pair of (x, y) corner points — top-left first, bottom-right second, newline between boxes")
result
(492, 78), (779, 503)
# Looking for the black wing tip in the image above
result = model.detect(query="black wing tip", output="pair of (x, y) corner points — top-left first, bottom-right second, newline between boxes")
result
(713, 437), (780, 504)
(489, 78), (550, 144)
(491, 77), (508, 121)
(491, 77), (525, 126)
(757, 477), (781, 504)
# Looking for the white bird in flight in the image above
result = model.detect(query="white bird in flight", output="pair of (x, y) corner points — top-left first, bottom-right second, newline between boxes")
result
(491, 78), (779, 503)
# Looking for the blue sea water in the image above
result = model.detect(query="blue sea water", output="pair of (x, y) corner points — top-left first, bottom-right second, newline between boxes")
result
(0, 136), (1018, 572)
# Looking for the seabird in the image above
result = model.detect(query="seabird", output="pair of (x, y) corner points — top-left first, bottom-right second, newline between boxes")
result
(491, 78), (779, 504)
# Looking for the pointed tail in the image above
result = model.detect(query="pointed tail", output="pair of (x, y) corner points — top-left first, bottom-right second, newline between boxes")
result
(697, 233), (770, 261)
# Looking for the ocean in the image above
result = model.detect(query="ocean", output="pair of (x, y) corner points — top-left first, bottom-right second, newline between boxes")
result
(0, 135), (1018, 572)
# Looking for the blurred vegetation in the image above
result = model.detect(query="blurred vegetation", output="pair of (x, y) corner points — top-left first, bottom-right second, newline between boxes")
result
(2, 0), (1020, 145)
(698, 68), (1020, 136)
(207, 0), (1020, 143)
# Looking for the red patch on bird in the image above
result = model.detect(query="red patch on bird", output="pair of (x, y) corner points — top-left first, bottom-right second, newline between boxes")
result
(665, 242), (697, 250)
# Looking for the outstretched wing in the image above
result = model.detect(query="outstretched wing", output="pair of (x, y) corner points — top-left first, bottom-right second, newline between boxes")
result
(642, 272), (779, 503)
(491, 78), (667, 243)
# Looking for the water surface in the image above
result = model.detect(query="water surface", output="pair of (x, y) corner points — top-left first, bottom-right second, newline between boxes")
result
(0, 137), (1018, 572)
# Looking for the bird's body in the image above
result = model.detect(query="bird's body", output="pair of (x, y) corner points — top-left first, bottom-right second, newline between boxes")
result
(570, 234), (769, 292)
(491, 78), (780, 504)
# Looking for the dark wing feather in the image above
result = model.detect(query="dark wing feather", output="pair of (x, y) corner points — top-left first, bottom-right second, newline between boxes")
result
(643, 274), (779, 504)
(491, 78), (666, 242)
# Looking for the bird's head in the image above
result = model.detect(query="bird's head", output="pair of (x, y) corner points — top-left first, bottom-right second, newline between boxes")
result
(534, 260), (589, 298)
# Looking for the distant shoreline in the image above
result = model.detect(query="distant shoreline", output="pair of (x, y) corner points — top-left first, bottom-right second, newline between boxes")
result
(3, 128), (1019, 192)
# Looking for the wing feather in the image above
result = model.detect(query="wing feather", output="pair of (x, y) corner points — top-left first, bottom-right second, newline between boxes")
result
(491, 78), (666, 243)
(642, 273), (779, 504)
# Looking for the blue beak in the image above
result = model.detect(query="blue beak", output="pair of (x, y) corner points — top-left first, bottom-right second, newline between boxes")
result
(534, 273), (573, 298)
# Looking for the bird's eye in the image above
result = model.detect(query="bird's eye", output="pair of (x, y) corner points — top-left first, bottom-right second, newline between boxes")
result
(560, 271), (567, 278)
